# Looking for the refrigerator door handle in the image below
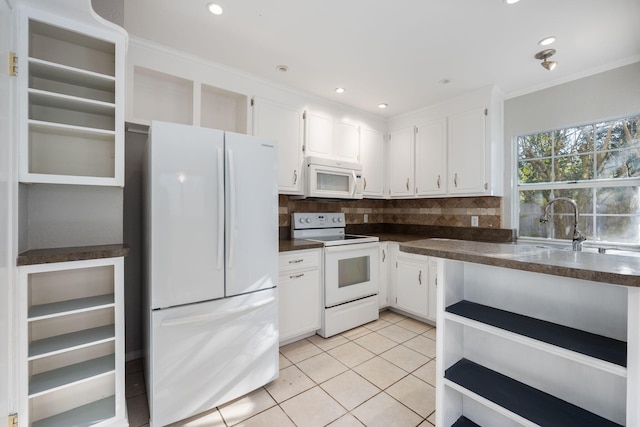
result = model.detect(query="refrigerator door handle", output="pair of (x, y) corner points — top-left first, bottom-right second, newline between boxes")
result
(160, 296), (276, 327)
(227, 148), (237, 270)
(216, 147), (224, 270)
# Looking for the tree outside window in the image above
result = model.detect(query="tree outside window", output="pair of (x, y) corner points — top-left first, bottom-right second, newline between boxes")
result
(517, 115), (640, 245)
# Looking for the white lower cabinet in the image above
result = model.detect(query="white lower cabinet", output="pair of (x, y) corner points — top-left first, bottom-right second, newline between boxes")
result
(437, 260), (632, 427)
(278, 249), (321, 343)
(395, 252), (429, 318)
(19, 257), (127, 427)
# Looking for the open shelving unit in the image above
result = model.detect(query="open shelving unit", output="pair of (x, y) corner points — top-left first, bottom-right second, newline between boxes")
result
(20, 257), (125, 427)
(436, 259), (635, 427)
(19, 14), (124, 186)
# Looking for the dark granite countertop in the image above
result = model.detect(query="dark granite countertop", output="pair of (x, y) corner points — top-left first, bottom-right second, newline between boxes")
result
(17, 244), (130, 266)
(399, 239), (640, 287)
(279, 239), (324, 252)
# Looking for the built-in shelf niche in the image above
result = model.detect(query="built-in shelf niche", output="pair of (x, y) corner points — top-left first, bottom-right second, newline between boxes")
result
(22, 19), (121, 186)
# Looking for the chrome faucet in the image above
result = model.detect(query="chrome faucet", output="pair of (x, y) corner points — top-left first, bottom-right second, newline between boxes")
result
(539, 197), (587, 251)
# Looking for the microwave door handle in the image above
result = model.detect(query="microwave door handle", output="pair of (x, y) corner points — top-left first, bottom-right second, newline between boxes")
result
(351, 170), (357, 197)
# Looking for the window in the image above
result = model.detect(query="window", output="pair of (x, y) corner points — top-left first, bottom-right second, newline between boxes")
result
(517, 115), (640, 246)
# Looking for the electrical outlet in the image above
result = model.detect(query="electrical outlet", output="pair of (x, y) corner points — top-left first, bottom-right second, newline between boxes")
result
(364, 214), (368, 223)
(471, 216), (479, 227)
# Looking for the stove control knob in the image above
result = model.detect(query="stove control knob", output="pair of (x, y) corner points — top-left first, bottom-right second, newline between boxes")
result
(305, 218), (312, 224)
(299, 217), (306, 223)
(337, 217), (343, 223)
(332, 218), (338, 223)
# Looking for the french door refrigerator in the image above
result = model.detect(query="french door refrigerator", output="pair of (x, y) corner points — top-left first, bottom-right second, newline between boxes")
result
(143, 121), (279, 427)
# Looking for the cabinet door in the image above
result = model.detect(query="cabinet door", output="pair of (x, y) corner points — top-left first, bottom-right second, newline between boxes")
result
(359, 127), (385, 198)
(448, 108), (486, 194)
(279, 269), (321, 342)
(395, 257), (428, 317)
(378, 242), (389, 308)
(427, 258), (438, 321)
(335, 121), (359, 162)
(252, 98), (303, 194)
(416, 119), (447, 196)
(304, 111), (333, 158)
(388, 127), (415, 197)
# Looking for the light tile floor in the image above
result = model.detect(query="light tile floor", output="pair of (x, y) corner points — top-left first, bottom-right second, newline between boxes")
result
(126, 310), (437, 427)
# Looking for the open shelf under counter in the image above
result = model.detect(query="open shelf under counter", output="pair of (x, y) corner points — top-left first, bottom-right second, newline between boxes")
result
(29, 294), (115, 321)
(445, 359), (623, 427)
(29, 354), (115, 397)
(32, 395), (115, 427)
(446, 300), (627, 371)
(29, 325), (115, 360)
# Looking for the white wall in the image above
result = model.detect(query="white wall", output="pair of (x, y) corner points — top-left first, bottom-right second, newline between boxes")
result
(503, 62), (640, 229)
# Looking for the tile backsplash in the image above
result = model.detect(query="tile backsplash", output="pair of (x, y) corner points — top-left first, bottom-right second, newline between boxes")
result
(279, 195), (502, 229)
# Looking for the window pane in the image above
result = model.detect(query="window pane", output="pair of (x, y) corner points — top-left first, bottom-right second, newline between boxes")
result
(596, 186), (640, 214)
(554, 154), (594, 182)
(518, 159), (553, 184)
(518, 133), (552, 160)
(595, 116), (640, 150)
(596, 148), (640, 179)
(595, 216), (640, 244)
(554, 126), (593, 156)
(554, 188), (593, 214)
(519, 190), (551, 238)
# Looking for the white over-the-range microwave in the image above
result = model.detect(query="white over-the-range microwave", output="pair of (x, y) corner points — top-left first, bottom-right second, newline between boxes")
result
(293, 156), (364, 200)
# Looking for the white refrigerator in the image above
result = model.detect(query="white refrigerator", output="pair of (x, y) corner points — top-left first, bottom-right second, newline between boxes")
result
(143, 121), (279, 427)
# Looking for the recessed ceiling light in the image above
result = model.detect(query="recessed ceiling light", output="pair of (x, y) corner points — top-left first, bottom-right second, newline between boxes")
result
(505, 0), (520, 4)
(275, 65), (288, 72)
(538, 36), (556, 46)
(378, 103), (388, 109)
(335, 87), (345, 94)
(207, 3), (223, 15)
(439, 78), (451, 85)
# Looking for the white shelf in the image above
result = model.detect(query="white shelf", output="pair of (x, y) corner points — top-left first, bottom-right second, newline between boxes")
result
(29, 88), (116, 118)
(29, 57), (115, 93)
(28, 119), (116, 138)
(31, 395), (115, 427)
(29, 294), (115, 321)
(29, 325), (115, 360)
(444, 312), (627, 377)
(29, 354), (115, 397)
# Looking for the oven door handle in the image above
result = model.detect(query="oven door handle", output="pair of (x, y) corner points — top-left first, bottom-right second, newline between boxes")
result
(324, 242), (380, 253)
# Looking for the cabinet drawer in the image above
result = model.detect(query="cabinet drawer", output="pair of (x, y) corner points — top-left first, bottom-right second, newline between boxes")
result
(279, 249), (320, 273)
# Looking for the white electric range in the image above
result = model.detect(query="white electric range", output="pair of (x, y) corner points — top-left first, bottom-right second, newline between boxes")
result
(292, 213), (380, 337)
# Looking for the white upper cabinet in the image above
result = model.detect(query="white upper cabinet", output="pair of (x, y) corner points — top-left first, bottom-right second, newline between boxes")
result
(415, 118), (447, 196)
(448, 108), (486, 194)
(17, 5), (126, 186)
(388, 127), (415, 197)
(252, 97), (304, 195)
(359, 127), (386, 198)
(304, 111), (359, 162)
(304, 111), (333, 157)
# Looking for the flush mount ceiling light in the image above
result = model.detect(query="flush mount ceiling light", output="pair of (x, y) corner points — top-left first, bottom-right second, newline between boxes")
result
(538, 36), (556, 46)
(207, 3), (223, 15)
(275, 65), (288, 72)
(378, 103), (388, 109)
(335, 87), (345, 94)
(535, 48), (557, 71)
(505, 0), (521, 4)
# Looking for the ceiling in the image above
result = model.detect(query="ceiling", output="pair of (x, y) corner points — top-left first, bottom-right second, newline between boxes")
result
(122, 0), (640, 117)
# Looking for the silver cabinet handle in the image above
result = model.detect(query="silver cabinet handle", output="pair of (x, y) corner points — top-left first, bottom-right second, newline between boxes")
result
(435, 276), (438, 286)
(382, 249), (386, 262)
(418, 270), (422, 284)
(289, 273), (304, 279)
(454, 173), (458, 187)
(406, 178), (410, 191)
(288, 259), (304, 264)
(437, 175), (440, 189)
(364, 177), (367, 190)
(293, 169), (298, 184)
